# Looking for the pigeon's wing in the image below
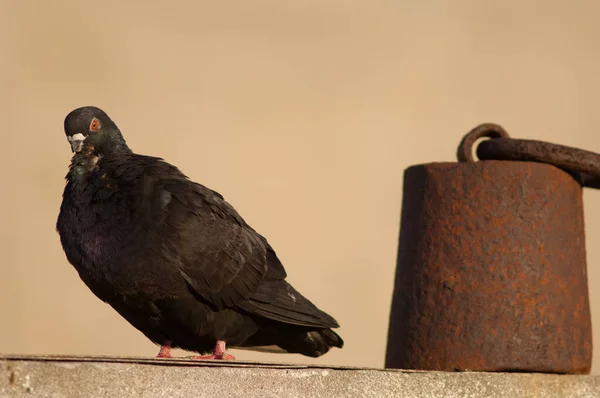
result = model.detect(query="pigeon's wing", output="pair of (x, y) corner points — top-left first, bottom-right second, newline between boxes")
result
(156, 175), (282, 310)
(152, 160), (337, 328)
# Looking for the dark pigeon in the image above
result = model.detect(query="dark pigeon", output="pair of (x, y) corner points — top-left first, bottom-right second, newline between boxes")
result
(56, 106), (343, 360)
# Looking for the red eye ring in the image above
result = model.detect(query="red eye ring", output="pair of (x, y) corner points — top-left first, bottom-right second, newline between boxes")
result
(90, 118), (100, 132)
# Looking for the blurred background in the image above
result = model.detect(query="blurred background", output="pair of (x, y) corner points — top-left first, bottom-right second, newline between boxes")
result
(2, 0), (600, 373)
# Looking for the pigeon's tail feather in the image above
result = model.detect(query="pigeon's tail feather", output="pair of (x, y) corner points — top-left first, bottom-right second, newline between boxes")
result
(240, 326), (343, 357)
(247, 280), (340, 328)
(277, 328), (344, 358)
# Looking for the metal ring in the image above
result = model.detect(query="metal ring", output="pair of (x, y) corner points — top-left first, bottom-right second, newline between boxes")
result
(477, 138), (600, 189)
(456, 123), (510, 162)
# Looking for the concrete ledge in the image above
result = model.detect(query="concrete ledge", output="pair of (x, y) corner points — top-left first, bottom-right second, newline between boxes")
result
(1, 355), (599, 398)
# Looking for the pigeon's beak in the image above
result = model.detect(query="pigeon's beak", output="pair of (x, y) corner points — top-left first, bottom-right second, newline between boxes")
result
(67, 133), (86, 153)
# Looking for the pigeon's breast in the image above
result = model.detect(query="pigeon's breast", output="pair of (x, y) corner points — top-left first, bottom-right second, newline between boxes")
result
(59, 157), (170, 276)
(59, 201), (114, 265)
(59, 175), (135, 263)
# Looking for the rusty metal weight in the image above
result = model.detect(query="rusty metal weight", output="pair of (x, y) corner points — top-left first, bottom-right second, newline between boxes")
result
(385, 124), (595, 374)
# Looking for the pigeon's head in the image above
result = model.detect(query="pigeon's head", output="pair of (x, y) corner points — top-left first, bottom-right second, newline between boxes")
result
(64, 106), (127, 154)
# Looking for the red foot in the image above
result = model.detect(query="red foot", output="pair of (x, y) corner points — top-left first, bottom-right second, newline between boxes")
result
(156, 343), (173, 358)
(189, 340), (235, 360)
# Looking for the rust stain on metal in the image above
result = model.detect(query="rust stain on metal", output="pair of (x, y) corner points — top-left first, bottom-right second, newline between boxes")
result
(385, 124), (594, 374)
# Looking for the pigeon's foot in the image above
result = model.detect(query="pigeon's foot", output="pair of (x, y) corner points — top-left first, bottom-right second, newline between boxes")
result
(155, 341), (235, 360)
(190, 353), (236, 360)
(190, 340), (236, 360)
(156, 343), (173, 358)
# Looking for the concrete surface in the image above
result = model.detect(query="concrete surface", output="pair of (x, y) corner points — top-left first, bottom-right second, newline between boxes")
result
(1, 355), (599, 398)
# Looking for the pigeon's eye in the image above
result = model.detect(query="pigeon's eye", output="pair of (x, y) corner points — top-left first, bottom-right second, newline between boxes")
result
(89, 119), (101, 132)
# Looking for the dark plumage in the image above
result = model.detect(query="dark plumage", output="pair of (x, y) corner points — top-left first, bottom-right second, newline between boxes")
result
(56, 106), (343, 359)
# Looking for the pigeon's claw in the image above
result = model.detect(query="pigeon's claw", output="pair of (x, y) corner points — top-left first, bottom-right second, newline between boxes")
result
(190, 340), (235, 360)
(190, 352), (236, 360)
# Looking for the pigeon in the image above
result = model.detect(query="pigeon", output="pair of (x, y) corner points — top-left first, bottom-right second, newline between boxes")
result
(56, 106), (343, 360)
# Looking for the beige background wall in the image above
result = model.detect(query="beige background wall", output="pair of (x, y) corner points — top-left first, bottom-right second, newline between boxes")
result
(2, 0), (600, 373)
